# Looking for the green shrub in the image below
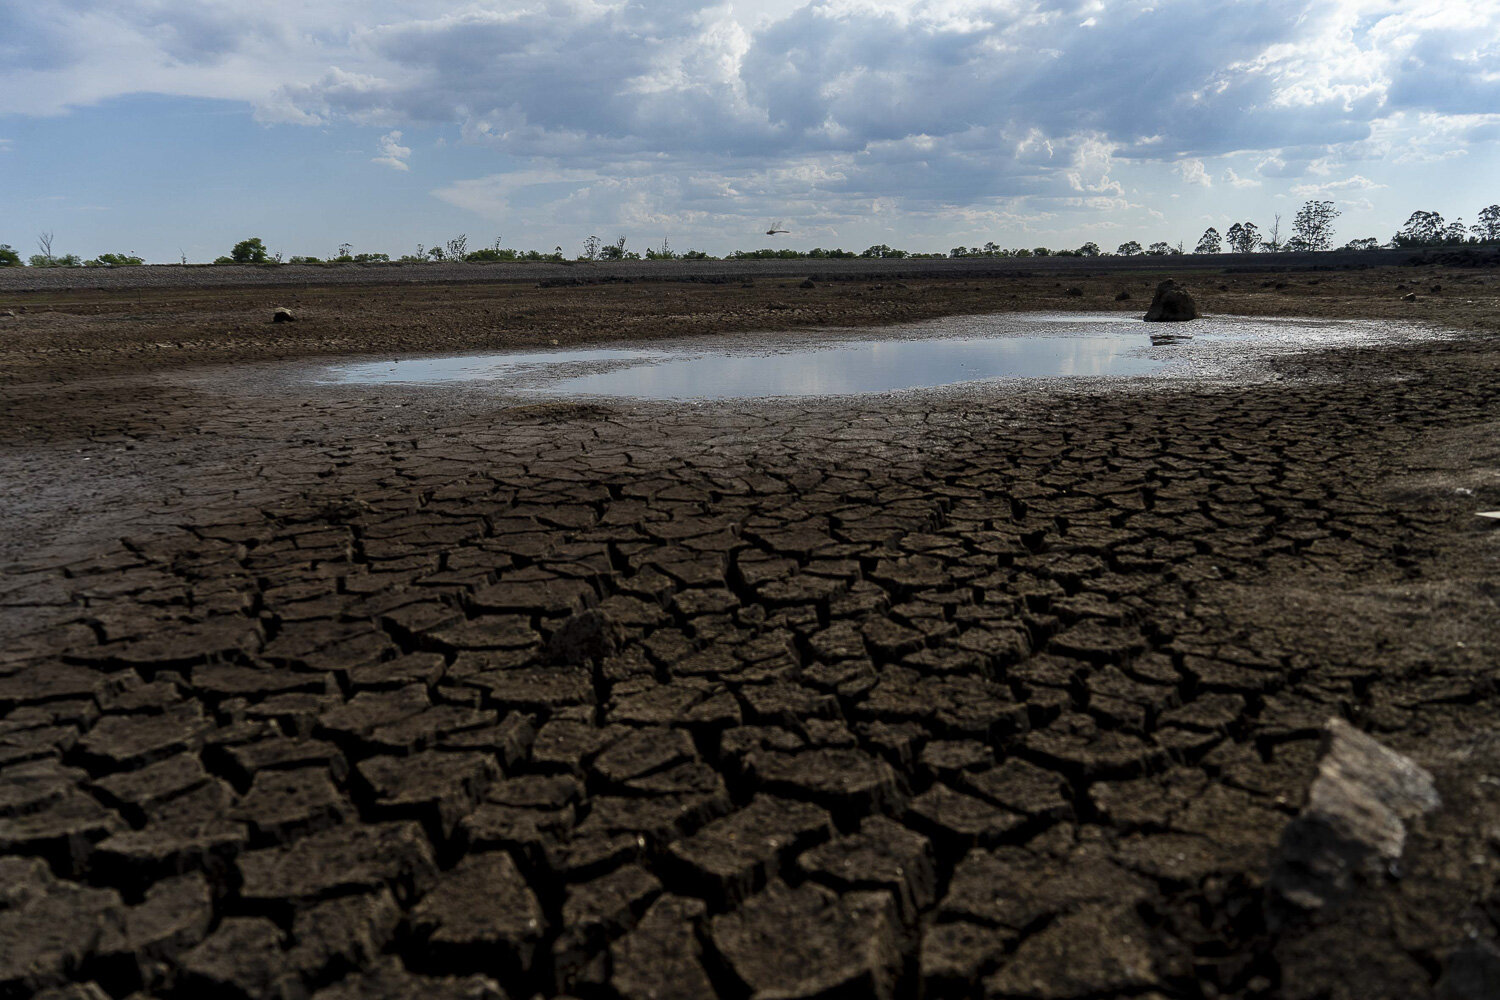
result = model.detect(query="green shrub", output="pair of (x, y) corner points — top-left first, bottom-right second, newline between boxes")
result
(230, 238), (270, 263)
(0, 244), (20, 266)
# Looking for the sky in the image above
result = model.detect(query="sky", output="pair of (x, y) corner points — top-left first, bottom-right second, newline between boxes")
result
(2, 0), (1498, 263)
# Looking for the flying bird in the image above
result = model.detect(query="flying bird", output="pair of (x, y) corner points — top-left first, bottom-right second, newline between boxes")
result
(765, 221), (790, 235)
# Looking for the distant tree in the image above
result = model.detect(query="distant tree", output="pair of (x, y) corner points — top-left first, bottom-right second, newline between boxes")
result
(1195, 228), (1222, 253)
(445, 235), (469, 260)
(1146, 241), (1173, 256)
(35, 231), (55, 265)
(1030, 247), (1051, 257)
(1342, 238), (1381, 251)
(599, 236), (630, 260)
(580, 235), (601, 261)
(288, 255), (323, 264)
(1290, 200), (1339, 251)
(1075, 241), (1101, 257)
(680, 249), (711, 259)
(1442, 219), (1470, 244)
(86, 253), (144, 267)
(427, 246), (446, 261)
(859, 244), (908, 258)
(1116, 240), (1143, 256)
(30, 253), (81, 267)
(645, 238), (676, 260)
(1393, 211), (1445, 247)
(1224, 222), (1260, 253)
(1473, 205), (1500, 243)
(0, 244), (21, 266)
(230, 237), (270, 263)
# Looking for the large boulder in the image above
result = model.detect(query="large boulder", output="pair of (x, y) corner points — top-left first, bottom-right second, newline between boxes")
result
(1143, 280), (1198, 322)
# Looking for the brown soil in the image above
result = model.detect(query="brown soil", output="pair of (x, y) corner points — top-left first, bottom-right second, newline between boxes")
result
(2, 261), (1499, 1000)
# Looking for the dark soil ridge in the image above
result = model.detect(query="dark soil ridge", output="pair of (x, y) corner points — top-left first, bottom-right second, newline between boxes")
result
(2, 248), (1490, 294)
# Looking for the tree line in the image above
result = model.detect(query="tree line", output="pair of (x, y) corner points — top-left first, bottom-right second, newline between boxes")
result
(4, 201), (1497, 268)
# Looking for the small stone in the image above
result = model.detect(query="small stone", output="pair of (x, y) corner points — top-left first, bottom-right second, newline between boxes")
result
(272, 307), (296, 322)
(1270, 718), (1440, 915)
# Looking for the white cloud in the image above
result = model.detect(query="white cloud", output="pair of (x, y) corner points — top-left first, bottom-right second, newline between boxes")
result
(372, 130), (411, 171)
(1291, 174), (1386, 196)
(1224, 167), (1260, 187)
(1176, 159), (1211, 187)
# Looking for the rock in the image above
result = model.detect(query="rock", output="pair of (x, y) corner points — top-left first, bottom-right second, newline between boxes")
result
(1114, 290), (1131, 301)
(1402, 291), (1418, 302)
(544, 609), (620, 665)
(1142, 279), (1198, 322)
(799, 278), (816, 289)
(1064, 287), (1083, 297)
(1269, 718), (1439, 915)
(273, 307), (296, 323)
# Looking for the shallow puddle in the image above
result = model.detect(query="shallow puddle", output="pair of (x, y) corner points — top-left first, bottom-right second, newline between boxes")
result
(316, 312), (1437, 400)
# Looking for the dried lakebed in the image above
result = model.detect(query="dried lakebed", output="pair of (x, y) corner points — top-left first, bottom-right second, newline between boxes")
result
(2, 306), (1499, 1000)
(311, 313), (1443, 400)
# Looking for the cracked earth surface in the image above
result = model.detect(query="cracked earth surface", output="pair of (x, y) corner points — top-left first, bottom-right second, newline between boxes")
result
(3, 268), (1500, 1000)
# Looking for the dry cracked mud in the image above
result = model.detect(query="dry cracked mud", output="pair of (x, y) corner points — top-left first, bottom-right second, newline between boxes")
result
(3, 262), (1500, 1000)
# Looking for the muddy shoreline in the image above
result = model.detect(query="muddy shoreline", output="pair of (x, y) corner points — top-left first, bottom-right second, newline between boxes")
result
(2, 262), (1499, 999)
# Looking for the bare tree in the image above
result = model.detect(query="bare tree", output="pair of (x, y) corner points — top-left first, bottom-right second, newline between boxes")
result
(1262, 214), (1283, 252)
(36, 231), (55, 264)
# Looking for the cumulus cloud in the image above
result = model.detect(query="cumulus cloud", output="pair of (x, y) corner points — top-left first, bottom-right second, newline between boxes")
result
(1176, 160), (1212, 187)
(4, 0), (1499, 241)
(372, 130), (411, 171)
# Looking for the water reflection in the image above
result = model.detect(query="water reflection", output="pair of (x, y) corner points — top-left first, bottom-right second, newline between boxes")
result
(316, 312), (1436, 401)
(542, 336), (1158, 399)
